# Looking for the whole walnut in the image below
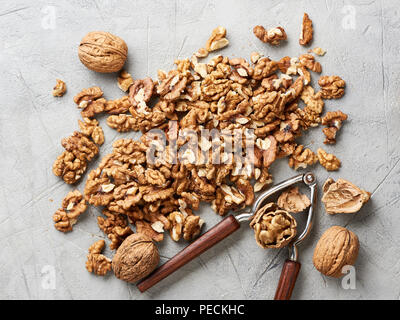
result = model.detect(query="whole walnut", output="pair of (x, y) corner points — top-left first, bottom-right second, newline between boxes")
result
(313, 226), (359, 278)
(78, 31), (128, 73)
(112, 233), (159, 283)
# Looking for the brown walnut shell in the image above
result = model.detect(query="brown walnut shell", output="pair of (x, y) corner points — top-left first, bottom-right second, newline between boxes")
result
(312, 226), (359, 278)
(112, 233), (159, 283)
(78, 31), (128, 73)
(322, 178), (371, 214)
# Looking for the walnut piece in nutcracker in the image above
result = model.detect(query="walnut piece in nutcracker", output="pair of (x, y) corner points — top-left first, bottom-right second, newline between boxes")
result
(78, 31), (128, 73)
(318, 75), (346, 99)
(250, 203), (297, 249)
(317, 148), (341, 171)
(321, 178), (371, 214)
(277, 186), (311, 213)
(52, 79), (67, 97)
(53, 190), (87, 232)
(78, 118), (105, 145)
(85, 240), (112, 276)
(253, 26), (287, 45)
(112, 233), (159, 283)
(321, 111), (348, 144)
(313, 226), (359, 277)
(299, 13), (313, 46)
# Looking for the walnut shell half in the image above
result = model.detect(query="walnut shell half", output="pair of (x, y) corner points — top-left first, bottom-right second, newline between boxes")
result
(112, 233), (159, 283)
(313, 226), (359, 278)
(322, 178), (371, 214)
(78, 31), (128, 73)
(249, 202), (297, 249)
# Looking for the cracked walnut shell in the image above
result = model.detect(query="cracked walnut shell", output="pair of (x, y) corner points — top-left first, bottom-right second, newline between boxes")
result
(313, 226), (359, 278)
(277, 186), (311, 213)
(112, 233), (159, 283)
(322, 178), (371, 214)
(250, 203), (297, 249)
(78, 31), (127, 73)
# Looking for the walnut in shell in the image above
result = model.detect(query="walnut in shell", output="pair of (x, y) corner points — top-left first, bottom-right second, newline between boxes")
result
(313, 226), (359, 278)
(322, 178), (371, 214)
(112, 233), (159, 283)
(78, 31), (128, 73)
(249, 202), (297, 249)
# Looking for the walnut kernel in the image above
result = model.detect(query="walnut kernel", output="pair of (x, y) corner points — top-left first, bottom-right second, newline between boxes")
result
(250, 202), (297, 249)
(52, 79), (67, 97)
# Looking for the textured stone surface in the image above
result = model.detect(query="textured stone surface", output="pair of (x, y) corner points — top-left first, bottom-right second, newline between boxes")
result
(0, 0), (399, 300)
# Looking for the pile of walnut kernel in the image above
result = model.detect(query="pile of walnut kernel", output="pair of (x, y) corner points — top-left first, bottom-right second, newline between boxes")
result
(52, 20), (351, 277)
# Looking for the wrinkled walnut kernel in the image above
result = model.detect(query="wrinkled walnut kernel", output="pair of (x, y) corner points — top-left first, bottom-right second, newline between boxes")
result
(299, 13), (313, 46)
(118, 70), (134, 92)
(205, 26), (229, 52)
(78, 118), (105, 145)
(289, 145), (317, 170)
(74, 87), (106, 118)
(253, 26), (287, 45)
(61, 131), (99, 162)
(299, 54), (321, 73)
(52, 151), (87, 184)
(129, 77), (154, 107)
(250, 203), (297, 249)
(52, 79), (67, 97)
(53, 190), (87, 232)
(317, 148), (341, 171)
(318, 75), (345, 99)
(321, 111), (348, 144)
(85, 240), (112, 276)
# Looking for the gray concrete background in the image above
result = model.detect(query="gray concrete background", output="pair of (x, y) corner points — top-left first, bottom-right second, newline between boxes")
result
(0, 0), (399, 300)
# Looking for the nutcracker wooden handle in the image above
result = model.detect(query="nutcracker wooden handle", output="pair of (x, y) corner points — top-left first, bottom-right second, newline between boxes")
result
(274, 259), (301, 300)
(137, 215), (241, 292)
